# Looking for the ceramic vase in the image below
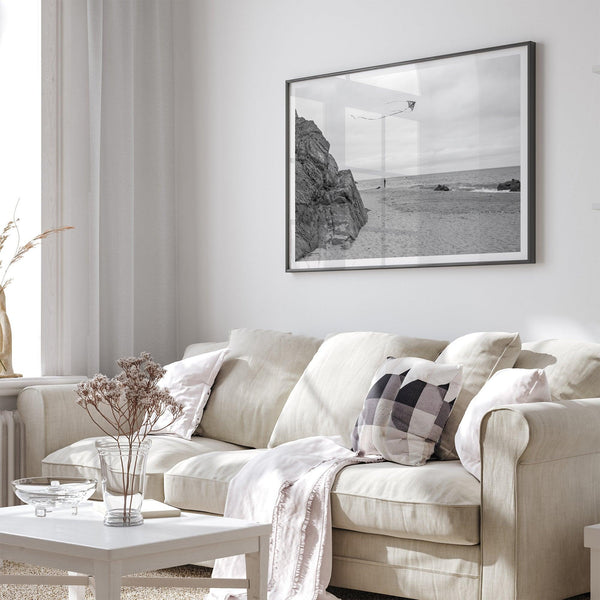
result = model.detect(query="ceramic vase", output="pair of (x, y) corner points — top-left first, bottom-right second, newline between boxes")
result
(0, 288), (21, 378)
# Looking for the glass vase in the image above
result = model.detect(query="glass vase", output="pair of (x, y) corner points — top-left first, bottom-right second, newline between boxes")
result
(95, 438), (151, 527)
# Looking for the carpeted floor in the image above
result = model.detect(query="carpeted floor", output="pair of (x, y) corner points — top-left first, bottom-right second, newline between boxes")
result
(0, 561), (212, 599)
(0, 561), (591, 600)
(0, 561), (408, 600)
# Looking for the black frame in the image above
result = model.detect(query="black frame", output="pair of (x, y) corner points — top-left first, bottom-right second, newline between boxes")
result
(286, 41), (536, 272)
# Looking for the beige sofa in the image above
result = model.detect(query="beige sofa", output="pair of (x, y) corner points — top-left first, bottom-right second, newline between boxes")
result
(17, 329), (600, 600)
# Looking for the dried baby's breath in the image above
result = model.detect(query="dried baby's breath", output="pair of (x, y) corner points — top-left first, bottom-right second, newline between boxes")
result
(77, 353), (182, 520)
(76, 352), (183, 445)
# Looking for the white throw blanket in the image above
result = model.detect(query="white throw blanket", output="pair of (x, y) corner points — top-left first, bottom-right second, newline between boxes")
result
(209, 436), (379, 600)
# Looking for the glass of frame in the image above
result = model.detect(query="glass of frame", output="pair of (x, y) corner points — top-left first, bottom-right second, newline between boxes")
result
(286, 42), (535, 272)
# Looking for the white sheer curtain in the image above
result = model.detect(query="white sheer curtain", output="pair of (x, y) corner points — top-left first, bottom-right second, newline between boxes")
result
(43, 0), (177, 376)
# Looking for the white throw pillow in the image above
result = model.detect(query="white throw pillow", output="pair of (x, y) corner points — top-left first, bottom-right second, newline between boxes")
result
(434, 331), (522, 460)
(148, 348), (228, 439)
(455, 368), (551, 480)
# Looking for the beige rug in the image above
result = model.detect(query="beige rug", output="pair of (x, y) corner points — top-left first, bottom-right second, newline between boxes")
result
(0, 561), (213, 599)
(0, 561), (403, 600)
(0, 561), (590, 600)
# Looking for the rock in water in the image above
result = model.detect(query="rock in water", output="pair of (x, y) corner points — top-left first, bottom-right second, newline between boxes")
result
(294, 114), (367, 260)
(497, 179), (521, 192)
(434, 184), (450, 191)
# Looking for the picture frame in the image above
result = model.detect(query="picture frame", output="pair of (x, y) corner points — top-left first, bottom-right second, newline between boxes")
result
(286, 42), (535, 272)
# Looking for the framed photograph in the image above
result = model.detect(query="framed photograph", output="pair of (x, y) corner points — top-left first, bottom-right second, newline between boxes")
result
(286, 42), (535, 272)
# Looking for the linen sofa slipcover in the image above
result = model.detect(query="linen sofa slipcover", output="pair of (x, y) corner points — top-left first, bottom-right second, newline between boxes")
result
(164, 453), (481, 545)
(17, 330), (600, 600)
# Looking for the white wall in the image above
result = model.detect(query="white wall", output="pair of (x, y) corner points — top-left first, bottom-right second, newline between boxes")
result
(173, 0), (600, 349)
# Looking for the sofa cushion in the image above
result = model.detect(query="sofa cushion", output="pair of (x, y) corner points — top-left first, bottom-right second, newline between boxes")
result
(268, 332), (448, 449)
(198, 329), (322, 448)
(148, 348), (228, 439)
(41, 435), (247, 503)
(337, 461), (479, 545)
(435, 331), (521, 460)
(352, 357), (462, 466)
(455, 368), (551, 480)
(183, 341), (228, 359)
(165, 449), (264, 515)
(164, 452), (480, 545)
(515, 339), (600, 401)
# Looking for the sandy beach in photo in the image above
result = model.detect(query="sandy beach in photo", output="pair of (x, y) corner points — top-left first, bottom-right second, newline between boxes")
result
(304, 166), (521, 261)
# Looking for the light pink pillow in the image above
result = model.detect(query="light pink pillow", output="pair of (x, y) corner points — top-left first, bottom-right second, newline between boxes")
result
(455, 368), (551, 480)
(149, 348), (228, 439)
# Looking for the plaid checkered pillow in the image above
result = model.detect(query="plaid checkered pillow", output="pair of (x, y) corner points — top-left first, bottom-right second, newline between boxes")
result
(351, 357), (462, 466)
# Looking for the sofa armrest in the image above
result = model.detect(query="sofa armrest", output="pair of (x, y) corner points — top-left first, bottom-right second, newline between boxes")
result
(17, 384), (118, 477)
(480, 398), (600, 600)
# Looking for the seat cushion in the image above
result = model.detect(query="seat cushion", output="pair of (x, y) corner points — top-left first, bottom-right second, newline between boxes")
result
(268, 332), (448, 449)
(42, 435), (247, 502)
(198, 329), (323, 448)
(165, 449), (264, 514)
(164, 451), (480, 545)
(332, 461), (479, 545)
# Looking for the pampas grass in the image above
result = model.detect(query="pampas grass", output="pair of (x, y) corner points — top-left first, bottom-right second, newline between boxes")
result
(0, 202), (73, 292)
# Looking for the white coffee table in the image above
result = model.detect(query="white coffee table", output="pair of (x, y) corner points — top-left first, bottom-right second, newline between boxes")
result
(0, 504), (270, 600)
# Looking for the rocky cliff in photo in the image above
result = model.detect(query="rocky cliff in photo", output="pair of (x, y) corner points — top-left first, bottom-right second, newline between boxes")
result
(294, 114), (368, 260)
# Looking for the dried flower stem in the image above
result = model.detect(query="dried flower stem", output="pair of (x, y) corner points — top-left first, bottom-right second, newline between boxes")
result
(0, 201), (74, 293)
(76, 353), (183, 521)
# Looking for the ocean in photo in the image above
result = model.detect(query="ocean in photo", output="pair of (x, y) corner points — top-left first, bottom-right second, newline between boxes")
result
(304, 166), (521, 261)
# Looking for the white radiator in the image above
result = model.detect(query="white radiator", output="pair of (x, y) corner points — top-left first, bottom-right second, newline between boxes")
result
(0, 410), (25, 506)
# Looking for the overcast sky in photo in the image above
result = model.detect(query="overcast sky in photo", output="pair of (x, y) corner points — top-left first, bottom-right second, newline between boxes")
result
(292, 48), (523, 179)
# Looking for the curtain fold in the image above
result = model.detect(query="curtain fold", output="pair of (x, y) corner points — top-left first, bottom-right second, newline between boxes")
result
(50, 0), (177, 376)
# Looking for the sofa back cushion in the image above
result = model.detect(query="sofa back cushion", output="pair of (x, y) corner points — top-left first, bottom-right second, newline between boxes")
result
(183, 341), (228, 359)
(268, 332), (448, 449)
(435, 331), (522, 460)
(197, 329), (322, 448)
(515, 339), (600, 401)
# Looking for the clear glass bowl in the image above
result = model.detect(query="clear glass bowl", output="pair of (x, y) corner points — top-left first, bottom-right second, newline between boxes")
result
(12, 476), (97, 517)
